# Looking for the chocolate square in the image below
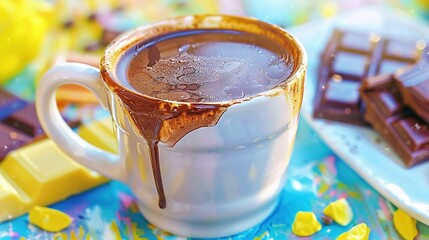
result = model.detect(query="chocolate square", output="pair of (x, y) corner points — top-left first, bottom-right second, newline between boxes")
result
(371, 90), (404, 117)
(378, 60), (412, 76)
(339, 31), (374, 53)
(394, 60), (429, 123)
(361, 75), (429, 167)
(324, 76), (360, 106)
(411, 80), (429, 103)
(384, 40), (420, 60)
(331, 52), (369, 78)
(392, 117), (429, 151)
(313, 29), (426, 125)
(0, 123), (32, 160)
(3, 104), (44, 137)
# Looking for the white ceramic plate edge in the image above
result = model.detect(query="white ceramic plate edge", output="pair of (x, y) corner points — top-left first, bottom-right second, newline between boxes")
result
(290, 6), (429, 225)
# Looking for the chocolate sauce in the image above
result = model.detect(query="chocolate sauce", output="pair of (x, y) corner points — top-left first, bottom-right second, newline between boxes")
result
(114, 89), (229, 208)
(111, 29), (295, 209)
(125, 30), (293, 103)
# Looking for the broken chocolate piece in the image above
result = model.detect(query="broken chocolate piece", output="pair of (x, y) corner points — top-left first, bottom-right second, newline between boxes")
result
(394, 60), (429, 123)
(3, 104), (44, 137)
(361, 75), (429, 167)
(314, 29), (427, 125)
(0, 89), (27, 120)
(0, 89), (79, 161)
(0, 124), (32, 160)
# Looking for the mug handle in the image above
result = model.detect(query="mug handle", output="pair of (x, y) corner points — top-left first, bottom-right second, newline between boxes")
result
(36, 63), (125, 182)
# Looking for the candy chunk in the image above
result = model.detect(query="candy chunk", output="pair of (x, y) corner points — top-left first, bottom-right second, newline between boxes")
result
(323, 198), (353, 226)
(321, 214), (334, 225)
(0, 118), (115, 222)
(336, 223), (371, 240)
(78, 118), (117, 153)
(2, 139), (108, 205)
(29, 206), (72, 232)
(393, 209), (418, 240)
(292, 211), (322, 237)
(0, 172), (28, 220)
(0, 117), (115, 222)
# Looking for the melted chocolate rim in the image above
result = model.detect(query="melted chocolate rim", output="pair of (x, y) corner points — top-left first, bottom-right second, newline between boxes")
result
(98, 15), (307, 209)
(100, 14), (307, 104)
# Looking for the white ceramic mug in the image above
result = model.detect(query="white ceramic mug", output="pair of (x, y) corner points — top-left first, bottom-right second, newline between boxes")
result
(36, 15), (306, 238)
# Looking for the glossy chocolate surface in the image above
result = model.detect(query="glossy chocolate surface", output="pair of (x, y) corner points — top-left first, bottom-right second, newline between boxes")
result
(3, 104), (44, 137)
(394, 60), (429, 123)
(314, 29), (426, 125)
(124, 29), (293, 103)
(0, 89), (79, 161)
(0, 89), (38, 160)
(361, 75), (429, 167)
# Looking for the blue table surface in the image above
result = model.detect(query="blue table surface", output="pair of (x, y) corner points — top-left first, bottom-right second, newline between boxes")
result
(1, 117), (428, 239)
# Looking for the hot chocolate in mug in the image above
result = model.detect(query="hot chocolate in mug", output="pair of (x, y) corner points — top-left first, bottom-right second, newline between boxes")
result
(36, 15), (307, 238)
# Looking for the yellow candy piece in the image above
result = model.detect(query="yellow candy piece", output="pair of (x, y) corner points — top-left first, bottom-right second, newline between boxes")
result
(337, 223), (371, 240)
(292, 211), (322, 237)
(0, 0), (53, 83)
(393, 209), (418, 240)
(0, 118), (115, 222)
(29, 206), (72, 232)
(0, 139), (108, 222)
(323, 198), (353, 226)
(78, 118), (117, 153)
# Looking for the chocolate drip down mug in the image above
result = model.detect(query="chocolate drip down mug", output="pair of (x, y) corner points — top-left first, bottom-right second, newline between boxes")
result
(36, 15), (307, 238)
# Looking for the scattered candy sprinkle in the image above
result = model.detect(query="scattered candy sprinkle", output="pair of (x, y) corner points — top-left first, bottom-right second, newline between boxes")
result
(292, 211), (322, 237)
(28, 206), (72, 232)
(336, 223), (371, 240)
(393, 209), (418, 240)
(323, 198), (353, 226)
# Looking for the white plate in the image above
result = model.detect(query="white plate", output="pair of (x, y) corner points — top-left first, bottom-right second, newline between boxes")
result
(290, 6), (429, 225)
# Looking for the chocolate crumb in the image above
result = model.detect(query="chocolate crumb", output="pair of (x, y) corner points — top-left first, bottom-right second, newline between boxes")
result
(321, 214), (333, 225)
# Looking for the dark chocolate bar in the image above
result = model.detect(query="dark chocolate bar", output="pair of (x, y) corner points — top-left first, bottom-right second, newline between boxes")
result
(394, 59), (429, 123)
(0, 89), (41, 160)
(3, 104), (44, 137)
(0, 89), (79, 161)
(360, 74), (429, 167)
(314, 29), (427, 125)
(0, 124), (32, 159)
(0, 89), (27, 120)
